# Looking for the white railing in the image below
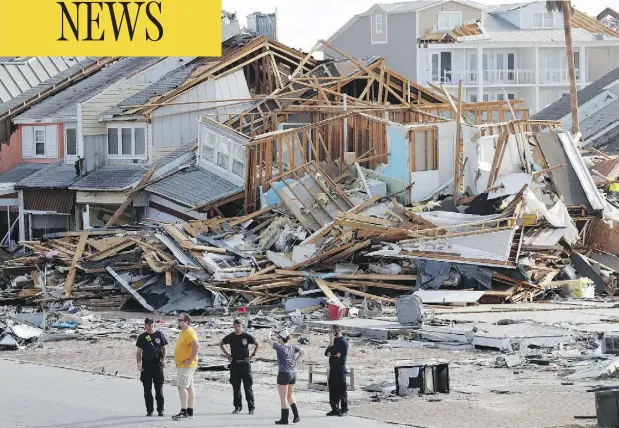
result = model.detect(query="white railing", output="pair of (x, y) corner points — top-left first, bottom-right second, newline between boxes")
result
(436, 69), (536, 85)
(539, 68), (580, 84)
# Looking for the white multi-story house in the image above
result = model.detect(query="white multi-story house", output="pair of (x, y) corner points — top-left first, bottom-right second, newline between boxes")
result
(323, 0), (619, 113)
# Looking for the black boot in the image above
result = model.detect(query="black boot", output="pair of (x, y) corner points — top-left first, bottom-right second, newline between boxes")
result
(290, 403), (300, 423)
(275, 409), (289, 425)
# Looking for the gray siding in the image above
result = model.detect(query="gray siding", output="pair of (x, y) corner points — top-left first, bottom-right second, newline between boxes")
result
(326, 13), (417, 81)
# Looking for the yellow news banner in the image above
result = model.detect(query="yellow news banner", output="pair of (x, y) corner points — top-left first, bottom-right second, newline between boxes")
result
(0, 0), (222, 56)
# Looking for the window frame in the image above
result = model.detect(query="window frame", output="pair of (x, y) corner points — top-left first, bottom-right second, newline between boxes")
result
(437, 11), (462, 31)
(64, 123), (78, 158)
(375, 14), (383, 34)
(532, 12), (553, 28)
(34, 127), (46, 157)
(106, 125), (148, 159)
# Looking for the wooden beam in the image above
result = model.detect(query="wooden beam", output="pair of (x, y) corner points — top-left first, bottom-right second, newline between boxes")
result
(106, 266), (154, 311)
(326, 281), (396, 304)
(106, 167), (155, 227)
(63, 230), (89, 298)
(315, 278), (346, 308)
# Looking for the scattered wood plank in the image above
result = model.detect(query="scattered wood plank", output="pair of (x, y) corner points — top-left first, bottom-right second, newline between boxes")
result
(315, 278), (345, 308)
(63, 230), (89, 298)
(325, 281), (396, 304)
(106, 167), (155, 227)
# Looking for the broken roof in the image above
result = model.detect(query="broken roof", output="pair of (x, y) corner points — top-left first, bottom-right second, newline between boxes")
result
(532, 67), (619, 152)
(0, 57), (84, 103)
(146, 165), (242, 209)
(0, 163), (46, 185)
(70, 165), (148, 192)
(14, 162), (77, 189)
(14, 57), (162, 122)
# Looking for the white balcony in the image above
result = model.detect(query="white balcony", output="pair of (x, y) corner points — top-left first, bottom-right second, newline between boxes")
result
(539, 68), (580, 84)
(435, 69), (537, 85)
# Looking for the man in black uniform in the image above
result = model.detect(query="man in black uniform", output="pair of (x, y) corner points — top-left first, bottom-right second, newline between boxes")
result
(219, 319), (260, 415)
(325, 324), (349, 417)
(136, 317), (168, 417)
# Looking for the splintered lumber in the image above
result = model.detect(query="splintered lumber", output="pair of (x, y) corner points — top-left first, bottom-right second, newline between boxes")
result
(165, 224), (226, 254)
(325, 281), (396, 304)
(106, 266), (154, 312)
(250, 280), (303, 290)
(87, 239), (135, 261)
(288, 242), (356, 270)
(322, 240), (371, 265)
(165, 271), (173, 286)
(106, 167), (155, 227)
(228, 206), (274, 227)
(331, 274), (417, 281)
(338, 281), (413, 291)
(63, 230), (89, 298)
(131, 238), (175, 263)
(315, 278), (345, 308)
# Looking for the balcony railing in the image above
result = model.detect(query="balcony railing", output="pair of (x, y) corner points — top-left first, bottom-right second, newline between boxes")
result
(434, 69), (536, 85)
(539, 68), (580, 84)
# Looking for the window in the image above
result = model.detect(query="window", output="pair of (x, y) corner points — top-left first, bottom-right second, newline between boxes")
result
(375, 14), (383, 34)
(121, 128), (132, 155)
(437, 11), (462, 30)
(232, 144), (245, 177)
(431, 54), (439, 82)
(135, 128), (146, 155)
(202, 132), (215, 161)
(65, 126), (77, 156)
(469, 94), (478, 102)
(573, 51), (580, 79)
(35, 129), (45, 156)
(430, 52), (452, 83)
(107, 126), (147, 158)
(532, 12), (553, 28)
(217, 138), (230, 169)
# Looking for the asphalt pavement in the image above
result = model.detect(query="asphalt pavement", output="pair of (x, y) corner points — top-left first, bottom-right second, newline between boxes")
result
(0, 359), (396, 428)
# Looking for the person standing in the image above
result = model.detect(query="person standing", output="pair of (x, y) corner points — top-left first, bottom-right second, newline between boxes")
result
(219, 319), (260, 415)
(266, 329), (305, 425)
(172, 313), (200, 421)
(136, 317), (168, 417)
(325, 324), (349, 417)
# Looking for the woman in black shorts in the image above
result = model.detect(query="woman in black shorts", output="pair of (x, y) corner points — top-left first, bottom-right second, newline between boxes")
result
(266, 329), (305, 425)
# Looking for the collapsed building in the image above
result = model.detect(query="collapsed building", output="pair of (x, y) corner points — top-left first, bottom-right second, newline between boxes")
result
(1, 36), (618, 320)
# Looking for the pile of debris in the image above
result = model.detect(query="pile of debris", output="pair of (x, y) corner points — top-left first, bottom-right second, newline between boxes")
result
(2, 124), (619, 319)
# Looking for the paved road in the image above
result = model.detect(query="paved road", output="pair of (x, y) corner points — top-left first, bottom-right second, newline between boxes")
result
(0, 359), (397, 428)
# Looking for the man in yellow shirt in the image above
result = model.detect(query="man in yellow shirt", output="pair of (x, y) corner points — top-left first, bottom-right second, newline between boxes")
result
(172, 313), (200, 421)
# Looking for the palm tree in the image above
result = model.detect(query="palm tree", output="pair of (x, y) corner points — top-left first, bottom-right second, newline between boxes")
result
(547, 1), (580, 136)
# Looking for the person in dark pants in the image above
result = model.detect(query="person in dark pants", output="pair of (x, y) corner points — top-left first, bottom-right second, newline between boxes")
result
(136, 317), (168, 417)
(219, 319), (260, 415)
(325, 324), (349, 417)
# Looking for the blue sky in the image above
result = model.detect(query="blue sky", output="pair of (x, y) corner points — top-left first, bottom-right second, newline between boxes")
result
(222, 0), (611, 51)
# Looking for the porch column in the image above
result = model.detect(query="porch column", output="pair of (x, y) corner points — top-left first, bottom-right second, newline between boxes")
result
(535, 45), (540, 113)
(579, 45), (586, 87)
(18, 190), (25, 243)
(477, 44), (483, 102)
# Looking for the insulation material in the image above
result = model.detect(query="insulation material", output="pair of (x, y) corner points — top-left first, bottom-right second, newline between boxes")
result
(522, 190), (578, 245)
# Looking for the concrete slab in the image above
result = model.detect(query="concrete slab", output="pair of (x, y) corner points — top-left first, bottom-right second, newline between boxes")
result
(307, 318), (417, 340)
